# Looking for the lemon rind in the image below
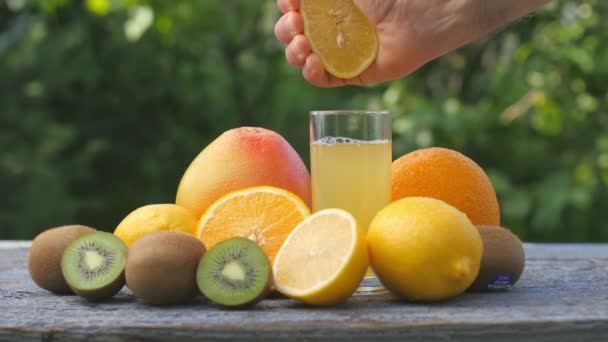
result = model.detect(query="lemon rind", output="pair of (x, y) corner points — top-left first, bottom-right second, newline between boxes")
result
(272, 208), (360, 297)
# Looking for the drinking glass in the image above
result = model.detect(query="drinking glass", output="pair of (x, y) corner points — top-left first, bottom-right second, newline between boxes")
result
(310, 110), (392, 293)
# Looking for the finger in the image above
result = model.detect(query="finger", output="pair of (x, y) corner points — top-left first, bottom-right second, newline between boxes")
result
(277, 0), (300, 14)
(274, 12), (303, 45)
(285, 35), (311, 68)
(302, 54), (350, 88)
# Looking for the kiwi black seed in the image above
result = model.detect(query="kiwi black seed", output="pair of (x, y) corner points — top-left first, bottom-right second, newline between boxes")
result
(468, 225), (526, 292)
(61, 231), (127, 301)
(28, 225), (97, 294)
(197, 237), (272, 308)
(126, 231), (206, 305)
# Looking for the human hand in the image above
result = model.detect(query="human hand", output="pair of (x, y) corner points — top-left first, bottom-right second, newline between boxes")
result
(274, 0), (550, 88)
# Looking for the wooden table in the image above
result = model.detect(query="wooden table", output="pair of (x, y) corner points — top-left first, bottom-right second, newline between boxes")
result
(1, 242), (607, 341)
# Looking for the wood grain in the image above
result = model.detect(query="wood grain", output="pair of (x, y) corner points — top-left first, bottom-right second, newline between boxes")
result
(1, 243), (607, 341)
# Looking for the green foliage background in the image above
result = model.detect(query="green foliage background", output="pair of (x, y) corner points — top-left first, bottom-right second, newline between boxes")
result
(1, 0), (607, 242)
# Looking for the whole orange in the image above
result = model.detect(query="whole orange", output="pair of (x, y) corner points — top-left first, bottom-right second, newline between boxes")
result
(391, 147), (500, 226)
(176, 127), (311, 218)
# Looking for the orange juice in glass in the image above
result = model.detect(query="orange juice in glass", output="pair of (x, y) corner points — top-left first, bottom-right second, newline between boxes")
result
(310, 110), (391, 292)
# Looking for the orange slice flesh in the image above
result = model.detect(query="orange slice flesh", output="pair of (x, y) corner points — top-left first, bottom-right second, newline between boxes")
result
(197, 186), (310, 265)
(301, 0), (378, 79)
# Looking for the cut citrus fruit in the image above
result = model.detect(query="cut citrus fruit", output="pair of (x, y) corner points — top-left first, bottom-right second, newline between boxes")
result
(301, 0), (378, 79)
(273, 209), (368, 306)
(197, 186), (310, 266)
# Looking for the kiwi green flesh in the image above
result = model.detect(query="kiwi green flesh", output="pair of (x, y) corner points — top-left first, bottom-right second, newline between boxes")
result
(197, 237), (271, 307)
(61, 232), (127, 301)
(468, 226), (525, 292)
(28, 225), (96, 295)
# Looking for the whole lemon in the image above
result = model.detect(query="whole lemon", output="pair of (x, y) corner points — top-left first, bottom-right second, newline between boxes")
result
(114, 204), (197, 247)
(367, 197), (483, 302)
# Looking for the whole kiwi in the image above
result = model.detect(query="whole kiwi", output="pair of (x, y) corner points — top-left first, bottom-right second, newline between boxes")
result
(126, 231), (206, 305)
(28, 225), (96, 294)
(468, 225), (526, 292)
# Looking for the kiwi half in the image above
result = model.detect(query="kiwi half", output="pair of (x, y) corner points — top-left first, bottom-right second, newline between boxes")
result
(125, 231), (206, 305)
(197, 237), (271, 307)
(468, 225), (526, 292)
(61, 231), (127, 301)
(28, 225), (96, 294)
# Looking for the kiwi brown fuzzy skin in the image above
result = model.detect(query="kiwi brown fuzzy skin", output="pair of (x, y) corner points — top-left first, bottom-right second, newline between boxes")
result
(126, 231), (206, 305)
(468, 225), (526, 292)
(28, 225), (96, 294)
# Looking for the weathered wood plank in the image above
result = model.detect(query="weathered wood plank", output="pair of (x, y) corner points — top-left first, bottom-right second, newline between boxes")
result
(0, 241), (31, 250)
(6, 241), (608, 258)
(1, 243), (607, 341)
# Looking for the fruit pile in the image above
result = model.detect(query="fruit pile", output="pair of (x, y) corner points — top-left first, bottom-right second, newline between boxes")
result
(28, 127), (525, 307)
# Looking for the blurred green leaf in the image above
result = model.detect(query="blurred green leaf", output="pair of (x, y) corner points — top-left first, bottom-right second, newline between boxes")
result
(1, 0), (607, 242)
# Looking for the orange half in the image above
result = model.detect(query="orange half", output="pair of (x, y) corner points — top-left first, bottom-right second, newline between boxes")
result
(301, 0), (378, 78)
(197, 186), (310, 265)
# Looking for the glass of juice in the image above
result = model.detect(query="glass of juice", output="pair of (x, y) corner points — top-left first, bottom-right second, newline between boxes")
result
(310, 110), (391, 293)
